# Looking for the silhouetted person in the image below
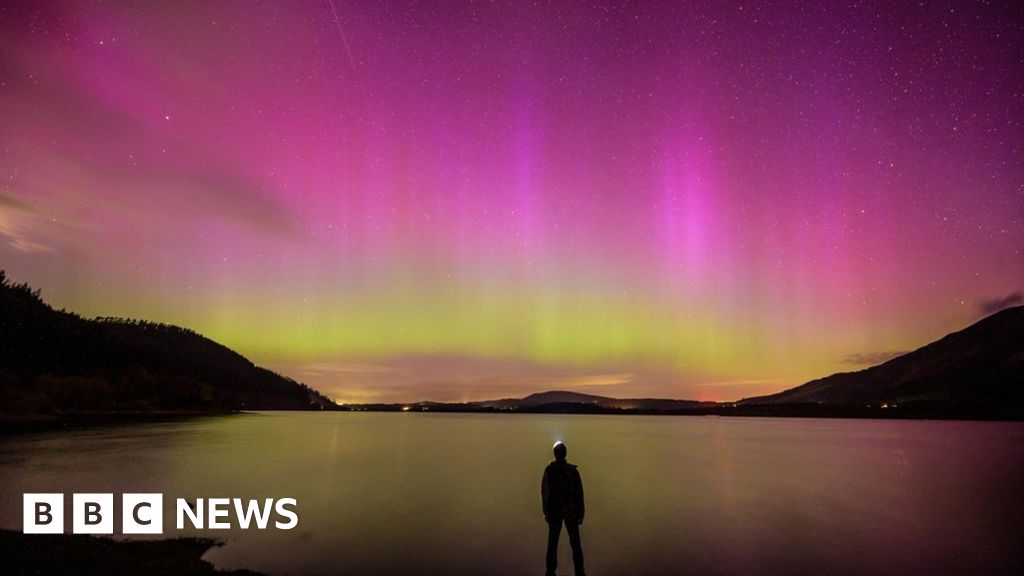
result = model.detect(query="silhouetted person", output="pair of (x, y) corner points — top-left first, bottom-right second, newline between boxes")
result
(542, 441), (585, 576)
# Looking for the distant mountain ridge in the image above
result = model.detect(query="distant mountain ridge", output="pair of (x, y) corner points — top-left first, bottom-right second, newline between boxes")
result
(473, 390), (713, 411)
(741, 305), (1024, 413)
(0, 271), (334, 415)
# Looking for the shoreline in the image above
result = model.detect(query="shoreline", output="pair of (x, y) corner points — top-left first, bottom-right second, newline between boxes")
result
(0, 529), (262, 576)
(334, 403), (1024, 422)
(3, 404), (1021, 435)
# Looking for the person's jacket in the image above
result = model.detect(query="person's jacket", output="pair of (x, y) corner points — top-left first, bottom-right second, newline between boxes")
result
(541, 460), (585, 523)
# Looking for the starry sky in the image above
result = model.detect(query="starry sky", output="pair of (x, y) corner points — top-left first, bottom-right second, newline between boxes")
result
(1, 1), (1022, 403)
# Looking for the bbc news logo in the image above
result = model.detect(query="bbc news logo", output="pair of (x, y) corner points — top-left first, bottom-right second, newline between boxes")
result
(24, 493), (298, 534)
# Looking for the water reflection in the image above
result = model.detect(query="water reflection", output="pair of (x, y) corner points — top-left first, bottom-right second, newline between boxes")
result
(1, 413), (1022, 575)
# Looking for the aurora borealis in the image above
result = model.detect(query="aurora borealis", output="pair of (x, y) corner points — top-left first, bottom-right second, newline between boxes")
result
(1, 1), (1021, 403)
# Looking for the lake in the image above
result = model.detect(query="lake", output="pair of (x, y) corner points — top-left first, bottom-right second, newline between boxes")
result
(1, 412), (1022, 575)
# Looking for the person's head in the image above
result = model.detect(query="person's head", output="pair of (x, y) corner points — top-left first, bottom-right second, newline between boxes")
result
(553, 441), (567, 461)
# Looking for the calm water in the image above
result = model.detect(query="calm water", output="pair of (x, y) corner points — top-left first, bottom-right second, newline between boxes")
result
(1, 412), (1023, 575)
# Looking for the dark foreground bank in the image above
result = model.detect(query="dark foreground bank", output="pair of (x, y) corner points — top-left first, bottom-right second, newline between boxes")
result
(0, 529), (262, 576)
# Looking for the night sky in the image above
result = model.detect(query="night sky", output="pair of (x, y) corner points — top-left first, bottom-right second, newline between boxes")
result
(1, 1), (1022, 403)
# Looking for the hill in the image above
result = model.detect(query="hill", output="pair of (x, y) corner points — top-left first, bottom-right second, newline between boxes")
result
(474, 390), (711, 411)
(475, 390), (611, 408)
(741, 306), (1024, 418)
(0, 271), (333, 416)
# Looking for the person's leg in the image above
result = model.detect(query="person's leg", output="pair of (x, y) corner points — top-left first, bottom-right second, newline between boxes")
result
(545, 518), (561, 576)
(566, 521), (585, 576)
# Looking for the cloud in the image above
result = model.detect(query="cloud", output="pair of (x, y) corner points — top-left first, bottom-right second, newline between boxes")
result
(691, 378), (786, 387)
(0, 191), (33, 211)
(291, 362), (409, 376)
(0, 190), (85, 254)
(263, 354), (643, 404)
(261, 353), (790, 404)
(0, 37), (298, 240)
(977, 292), (1023, 317)
(513, 373), (633, 388)
(0, 193), (47, 252)
(841, 350), (908, 365)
